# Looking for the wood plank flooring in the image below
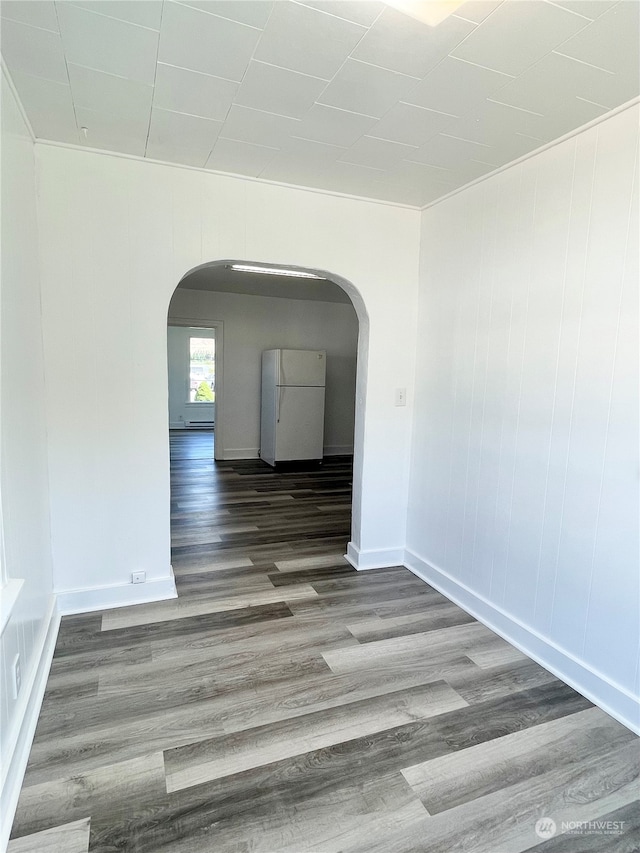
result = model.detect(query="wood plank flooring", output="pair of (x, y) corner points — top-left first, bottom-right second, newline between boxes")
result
(9, 431), (639, 852)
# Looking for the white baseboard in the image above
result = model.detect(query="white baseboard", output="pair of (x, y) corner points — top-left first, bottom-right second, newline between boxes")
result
(1, 596), (60, 853)
(170, 422), (214, 430)
(1, 570), (179, 848)
(220, 449), (352, 462)
(404, 548), (640, 735)
(56, 572), (177, 615)
(345, 542), (405, 571)
(221, 448), (260, 460)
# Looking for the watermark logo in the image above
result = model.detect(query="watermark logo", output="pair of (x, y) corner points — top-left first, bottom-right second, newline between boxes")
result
(563, 820), (626, 836)
(535, 817), (626, 840)
(535, 818), (557, 840)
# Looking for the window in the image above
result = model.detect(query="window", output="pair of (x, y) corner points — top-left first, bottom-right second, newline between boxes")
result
(189, 336), (215, 403)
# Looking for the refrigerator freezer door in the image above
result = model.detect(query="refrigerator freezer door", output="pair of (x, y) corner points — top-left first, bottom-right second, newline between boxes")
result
(259, 381), (277, 466)
(275, 386), (325, 461)
(262, 350), (279, 389)
(280, 349), (326, 387)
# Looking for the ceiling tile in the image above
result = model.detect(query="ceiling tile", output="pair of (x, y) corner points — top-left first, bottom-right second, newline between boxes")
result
(352, 6), (475, 78)
(548, 1), (618, 21)
(508, 97), (608, 140)
(442, 95), (592, 166)
(395, 158), (452, 183)
(377, 161), (458, 206)
(368, 103), (457, 146)
(304, 160), (388, 199)
(554, 1), (639, 75)
(280, 136), (347, 162)
(254, 1), (367, 80)
(154, 63), (238, 121)
(490, 50), (624, 116)
(235, 61), (327, 119)
(258, 156), (330, 186)
(67, 1), (163, 30)
(0, 0), (59, 32)
(292, 104), (377, 147)
(453, 0), (503, 24)
(173, 1), (273, 28)
(446, 159), (495, 184)
(78, 102), (150, 135)
(407, 133), (493, 169)
(260, 137), (349, 183)
(205, 137), (279, 176)
(355, 181), (411, 206)
(258, 156), (386, 201)
(75, 105), (148, 156)
(57, 3), (159, 84)
(3, 0), (636, 210)
(318, 58), (419, 119)
(404, 56), (512, 117)
(67, 63), (153, 118)
(444, 99), (552, 147)
(159, 1), (262, 81)
(416, 183), (458, 207)
(220, 105), (300, 148)
(0, 19), (68, 83)
(579, 68), (639, 112)
(476, 135), (542, 167)
(294, 1), (385, 27)
(10, 71), (78, 142)
(338, 135), (418, 170)
(146, 107), (223, 166)
(451, 0), (589, 76)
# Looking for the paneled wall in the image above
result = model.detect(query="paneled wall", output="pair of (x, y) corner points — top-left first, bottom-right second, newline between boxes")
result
(0, 73), (56, 842)
(36, 142), (420, 595)
(169, 288), (358, 458)
(407, 103), (639, 727)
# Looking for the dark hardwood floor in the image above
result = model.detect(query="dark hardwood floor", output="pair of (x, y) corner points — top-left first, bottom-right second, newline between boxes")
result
(9, 430), (639, 852)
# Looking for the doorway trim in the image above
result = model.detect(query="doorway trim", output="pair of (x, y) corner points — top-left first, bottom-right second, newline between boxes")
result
(167, 259), (369, 562)
(167, 317), (225, 460)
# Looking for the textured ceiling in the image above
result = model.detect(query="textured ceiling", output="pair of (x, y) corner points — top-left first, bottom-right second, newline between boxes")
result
(178, 263), (353, 302)
(1, 0), (638, 207)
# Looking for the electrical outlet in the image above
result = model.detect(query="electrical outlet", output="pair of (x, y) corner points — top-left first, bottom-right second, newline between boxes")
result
(11, 654), (21, 700)
(131, 571), (146, 584)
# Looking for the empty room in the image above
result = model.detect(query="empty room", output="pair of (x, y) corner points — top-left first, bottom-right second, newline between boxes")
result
(0, 0), (638, 851)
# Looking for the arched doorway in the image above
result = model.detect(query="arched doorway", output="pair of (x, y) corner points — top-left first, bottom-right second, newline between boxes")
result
(166, 259), (369, 563)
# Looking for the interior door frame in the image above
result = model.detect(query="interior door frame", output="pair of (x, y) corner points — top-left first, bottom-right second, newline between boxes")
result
(168, 318), (224, 460)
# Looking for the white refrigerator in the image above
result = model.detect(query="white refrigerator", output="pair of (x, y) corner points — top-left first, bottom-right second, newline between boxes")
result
(260, 349), (326, 466)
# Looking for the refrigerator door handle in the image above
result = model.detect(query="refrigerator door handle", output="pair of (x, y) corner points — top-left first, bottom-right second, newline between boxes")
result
(277, 387), (282, 423)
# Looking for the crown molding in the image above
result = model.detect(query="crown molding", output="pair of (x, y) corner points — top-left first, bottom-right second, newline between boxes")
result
(33, 137), (421, 212)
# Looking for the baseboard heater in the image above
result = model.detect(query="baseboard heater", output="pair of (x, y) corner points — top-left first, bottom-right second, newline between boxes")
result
(185, 421), (214, 429)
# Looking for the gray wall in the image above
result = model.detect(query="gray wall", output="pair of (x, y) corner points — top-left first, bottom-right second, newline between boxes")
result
(169, 287), (359, 458)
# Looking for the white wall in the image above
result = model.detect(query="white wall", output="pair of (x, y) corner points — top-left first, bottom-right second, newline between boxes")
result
(167, 325), (215, 428)
(0, 73), (57, 846)
(35, 143), (420, 597)
(169, 288), (358, 458)
(407, 103), (639, 730)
